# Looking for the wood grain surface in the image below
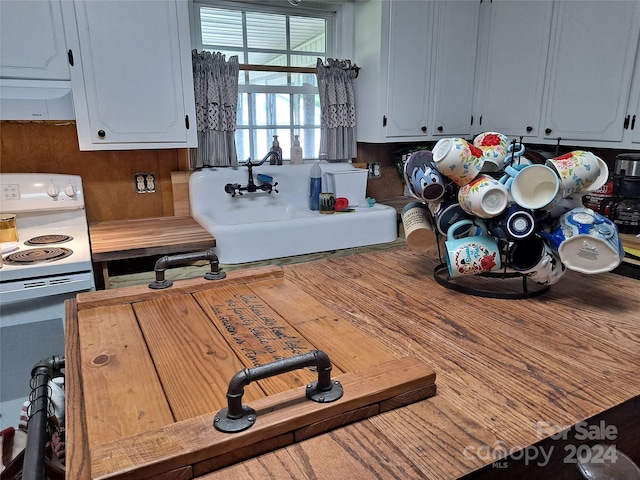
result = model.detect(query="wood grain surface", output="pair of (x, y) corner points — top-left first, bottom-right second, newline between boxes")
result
(67, 247), (639, 479)
(68, 262), (436, 479)
(89, 216), (215, 262)
(201, 247), (639, 479)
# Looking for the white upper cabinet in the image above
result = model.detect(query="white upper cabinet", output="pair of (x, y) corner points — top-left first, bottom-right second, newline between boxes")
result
(354, 0), (433, 142)
(384, 0), (434, 138)
(473, 0), (553, 138)
(62, 0), (197, 150)
(0, 0), (70, 80)
(430, 0), (479, 138)
(354, 0), (477, 142)
(541, 1), (640, 144)
(624, 37), (640, 146)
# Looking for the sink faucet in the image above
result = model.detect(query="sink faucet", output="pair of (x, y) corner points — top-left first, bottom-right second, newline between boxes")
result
(224, 154), (279, 197)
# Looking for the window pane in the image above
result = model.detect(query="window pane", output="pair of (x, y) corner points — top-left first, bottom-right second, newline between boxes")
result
(290, 17), (326, 52)
(293, 93), (320, 126)
(248, 70), (287, 86)
(200, 7), (243, 48)
(291, 71), (317, 87)
(237, 93), (249, 126)
(247, 51), (286, 66)
(253, 93), (291, 126)
(235, 129), (250, 162)
(290, 54), (320, 69)
(246, 12), (286, 50)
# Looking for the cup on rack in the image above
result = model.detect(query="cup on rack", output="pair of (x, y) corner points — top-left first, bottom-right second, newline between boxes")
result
(401, 202), (438, 252)
(403, 150), (447, 201)
(444, 219), (501, 277)
(487, 204), (536, 241)
(539, 207), (623, 274)
(506, 235), (566, 285)
(433, 197), (474, 238)
(545, 151), (603, 197)
(474, 132), (510, 172)
(500, 164), (560, 211)
(432, 137), (485, 186)
(457, 174), (509, 219)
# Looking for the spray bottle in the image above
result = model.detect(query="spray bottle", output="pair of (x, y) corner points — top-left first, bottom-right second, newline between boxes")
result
(309, 160), (322, 210)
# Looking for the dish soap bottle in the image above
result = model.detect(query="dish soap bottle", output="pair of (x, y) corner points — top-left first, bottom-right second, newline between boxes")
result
(291, 134), (303, 165)
(309, 160), (322, 210)
(270, 135), (282, 165)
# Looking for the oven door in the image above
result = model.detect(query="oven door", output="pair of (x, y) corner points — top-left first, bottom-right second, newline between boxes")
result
(0, 272), (94, 429)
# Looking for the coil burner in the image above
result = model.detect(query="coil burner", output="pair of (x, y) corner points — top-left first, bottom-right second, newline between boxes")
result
(25, 234), (73, 245)
(4, 247), (73, 265)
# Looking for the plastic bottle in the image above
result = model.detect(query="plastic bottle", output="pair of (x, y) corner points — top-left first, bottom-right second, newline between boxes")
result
(291, 135), (303, 165)
(270, 135), (282, 165)
(309, 160), (322, 211)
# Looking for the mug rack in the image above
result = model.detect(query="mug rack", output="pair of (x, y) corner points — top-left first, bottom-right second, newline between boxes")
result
(431, 228), (550, 300)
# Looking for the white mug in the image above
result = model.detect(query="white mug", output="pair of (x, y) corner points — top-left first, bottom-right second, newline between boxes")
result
(501, 164), (560, 210)
(432, 137), (485, 186)
(458, 174), (509, 219)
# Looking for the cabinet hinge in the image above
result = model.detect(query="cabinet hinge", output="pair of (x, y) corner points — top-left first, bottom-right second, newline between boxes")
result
(624, 115), (630, 129)
(383, 115), (387, 127)
(185, 115), (190, 130)
(68, 49), (74, 67)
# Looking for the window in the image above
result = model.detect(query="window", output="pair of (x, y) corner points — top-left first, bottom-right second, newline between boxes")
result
(193, 1), (336, 162)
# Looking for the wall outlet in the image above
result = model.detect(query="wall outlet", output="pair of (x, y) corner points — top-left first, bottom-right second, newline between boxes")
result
(134, 173), (156, 193)
(367, 163), (381, 178)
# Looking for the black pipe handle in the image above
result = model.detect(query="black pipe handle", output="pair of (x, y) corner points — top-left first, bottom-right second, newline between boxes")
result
(214, 350), (344, 433)
(148, 249), (225, 289)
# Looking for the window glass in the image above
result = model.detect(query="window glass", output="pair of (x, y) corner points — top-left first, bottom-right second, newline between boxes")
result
(196, 2), (334, 161)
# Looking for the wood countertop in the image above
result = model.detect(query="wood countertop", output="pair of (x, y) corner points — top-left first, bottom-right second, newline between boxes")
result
(89, 216), (215, 262)
(66, 247), (640, 479)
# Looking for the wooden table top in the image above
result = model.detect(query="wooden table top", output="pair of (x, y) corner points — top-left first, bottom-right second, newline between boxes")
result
(89, 216), (215, 262)
(67, 247), (640, 479)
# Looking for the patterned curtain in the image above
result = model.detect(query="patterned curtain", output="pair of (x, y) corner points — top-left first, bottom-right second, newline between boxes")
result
(190, 51), (239, 168)
(316, 58), (359, 162)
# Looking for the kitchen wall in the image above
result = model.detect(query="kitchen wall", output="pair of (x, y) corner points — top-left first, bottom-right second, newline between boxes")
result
(0, 120), (188, 222)
(1, 120), (635, 223)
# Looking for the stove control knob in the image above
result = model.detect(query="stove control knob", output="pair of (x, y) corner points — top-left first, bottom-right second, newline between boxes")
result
(64, 183), (77, 197)
(47, 183), (59, 198)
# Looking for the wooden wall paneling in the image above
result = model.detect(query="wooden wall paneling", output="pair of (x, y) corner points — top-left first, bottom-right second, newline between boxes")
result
(0, 121), (187, 222)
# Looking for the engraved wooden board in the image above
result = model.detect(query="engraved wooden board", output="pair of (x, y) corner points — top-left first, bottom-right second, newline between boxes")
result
(70, 266), (436, 479)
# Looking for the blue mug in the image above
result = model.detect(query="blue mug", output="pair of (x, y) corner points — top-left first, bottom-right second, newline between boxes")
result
(445, 219), (501, 277)
(488, 204), (536, 241)
(539, 207), (623, 274)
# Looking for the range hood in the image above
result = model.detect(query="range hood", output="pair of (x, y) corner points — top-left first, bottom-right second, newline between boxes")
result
(0, 79), (74, 120)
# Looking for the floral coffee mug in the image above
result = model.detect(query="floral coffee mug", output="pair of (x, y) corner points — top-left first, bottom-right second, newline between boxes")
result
(445, 219), (501, 277)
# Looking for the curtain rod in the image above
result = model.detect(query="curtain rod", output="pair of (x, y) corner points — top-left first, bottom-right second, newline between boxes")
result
(239, 64), (317, 74)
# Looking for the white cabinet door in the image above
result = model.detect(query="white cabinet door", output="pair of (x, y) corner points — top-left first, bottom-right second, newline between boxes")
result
(384, 0), (433, 138)
(0, 0), (70, 80)
(473, 0), (553, 138)
(430, 0), (479, 137)
(63, 0), (196, 150)
(542, 1), (640, 143)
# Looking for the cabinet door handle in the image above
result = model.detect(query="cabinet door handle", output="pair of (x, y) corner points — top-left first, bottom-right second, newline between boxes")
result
(98, 130), (106, 138)
(67, 49), (74, 67)
(632, 115), (636, 130)
(526, 126), (533, 133)
(421, 126), (427, 133)
(437, 125), (443, 132)
(545, 128), (552, 135)
(624, 115), (630, 129)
